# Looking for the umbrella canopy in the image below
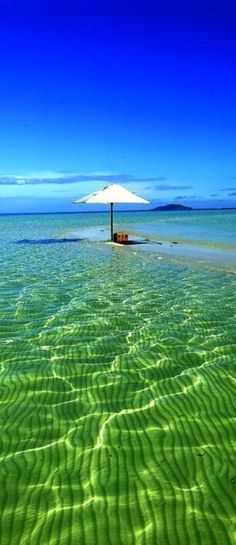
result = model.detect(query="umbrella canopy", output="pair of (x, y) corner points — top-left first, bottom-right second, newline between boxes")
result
(74, 183), (150, 241)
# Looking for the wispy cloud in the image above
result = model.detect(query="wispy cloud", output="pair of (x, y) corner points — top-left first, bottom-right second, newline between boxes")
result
(175, 194), (203, 200)
(0, 172), (167, 186)
(153, 184), (191, 191)
(211, 193), (219, 197)
(0, 173), (130, 185)
(142, 177), (167, 182)
(220, 187), (236, 192)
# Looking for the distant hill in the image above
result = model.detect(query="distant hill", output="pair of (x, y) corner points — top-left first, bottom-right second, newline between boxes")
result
(151, 204), (193, 211)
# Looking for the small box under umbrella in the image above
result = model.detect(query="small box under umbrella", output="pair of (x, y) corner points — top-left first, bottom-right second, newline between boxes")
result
(114, 232), (129, 244)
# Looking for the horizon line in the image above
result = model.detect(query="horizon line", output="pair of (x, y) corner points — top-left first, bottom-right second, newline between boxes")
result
(1, 207), (236, 217)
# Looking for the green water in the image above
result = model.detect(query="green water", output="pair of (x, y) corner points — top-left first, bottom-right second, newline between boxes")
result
(0, 212), (235, 544)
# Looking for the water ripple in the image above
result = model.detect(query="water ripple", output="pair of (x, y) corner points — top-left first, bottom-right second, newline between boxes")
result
(0, 223), (235, 544)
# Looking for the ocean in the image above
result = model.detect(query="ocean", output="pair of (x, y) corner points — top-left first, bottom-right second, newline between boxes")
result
(0, 210), (235, 544)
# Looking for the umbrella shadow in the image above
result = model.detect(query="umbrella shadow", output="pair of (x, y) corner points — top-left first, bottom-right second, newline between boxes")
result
(13, 238), (83, 245)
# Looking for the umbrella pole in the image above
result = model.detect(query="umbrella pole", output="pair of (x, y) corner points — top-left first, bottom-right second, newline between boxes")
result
(110, 202), (114, 241)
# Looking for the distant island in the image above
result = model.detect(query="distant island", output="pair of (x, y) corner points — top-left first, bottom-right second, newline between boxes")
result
(151, 204), (193, 211)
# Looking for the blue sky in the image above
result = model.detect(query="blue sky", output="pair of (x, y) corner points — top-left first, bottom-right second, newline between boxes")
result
(0, 0), (236, 213)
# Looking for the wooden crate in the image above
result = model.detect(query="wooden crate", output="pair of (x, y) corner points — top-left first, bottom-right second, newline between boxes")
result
(114, 232), (129, 244)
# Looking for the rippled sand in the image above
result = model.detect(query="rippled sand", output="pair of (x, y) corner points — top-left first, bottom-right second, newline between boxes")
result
(0, 215), (235, 544)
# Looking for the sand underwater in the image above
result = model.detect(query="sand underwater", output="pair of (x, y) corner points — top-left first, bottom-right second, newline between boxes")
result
(0, 211), (235, 545)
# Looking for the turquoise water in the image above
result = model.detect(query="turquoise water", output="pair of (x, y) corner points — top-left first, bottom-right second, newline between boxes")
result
(0, 211), (235, 545)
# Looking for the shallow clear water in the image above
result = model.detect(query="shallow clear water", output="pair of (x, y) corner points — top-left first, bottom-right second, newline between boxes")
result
(0, 212), (235, 544)
(125, 209), (236, 246)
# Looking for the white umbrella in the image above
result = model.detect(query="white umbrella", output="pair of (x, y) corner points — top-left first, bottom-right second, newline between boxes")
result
(74, 183), (150, 241)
